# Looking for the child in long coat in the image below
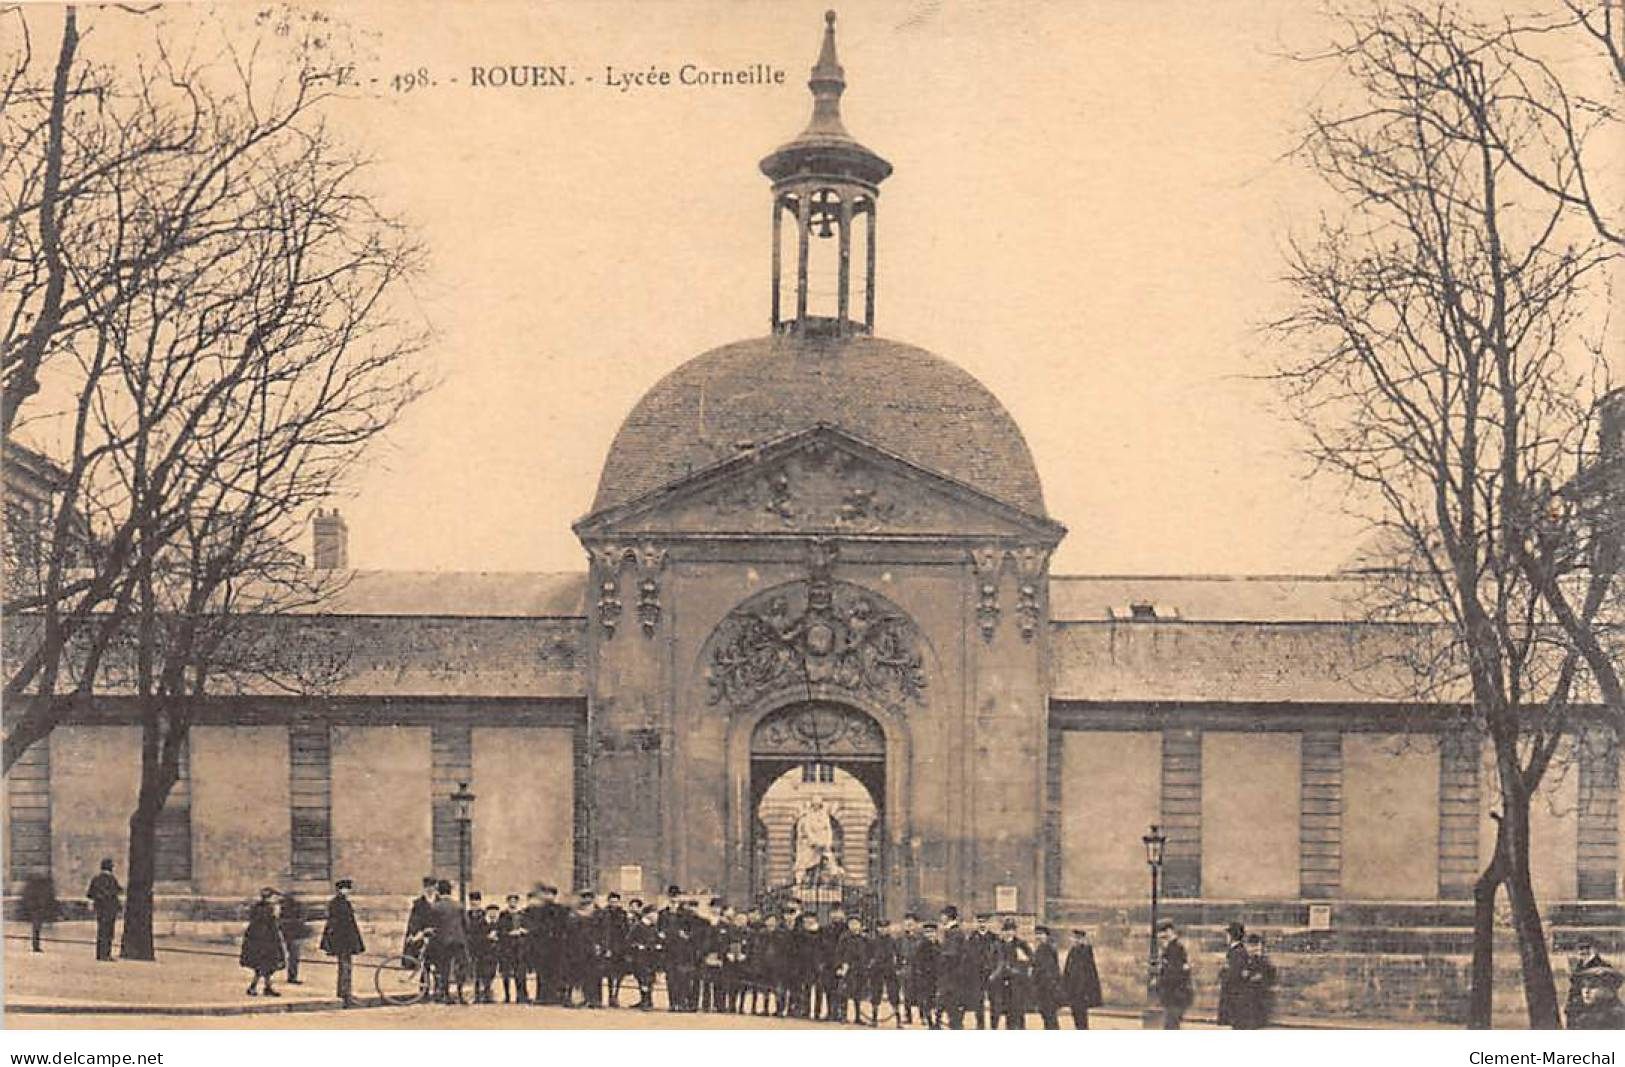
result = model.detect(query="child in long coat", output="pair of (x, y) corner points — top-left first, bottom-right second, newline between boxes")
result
(240, 888), (287, 996)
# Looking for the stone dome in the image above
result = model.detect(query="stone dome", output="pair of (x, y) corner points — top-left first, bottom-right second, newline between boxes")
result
(590, 332), (1046, 517)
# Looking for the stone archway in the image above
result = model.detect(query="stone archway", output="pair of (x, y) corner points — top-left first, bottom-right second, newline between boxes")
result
(748, 702), (885, 898)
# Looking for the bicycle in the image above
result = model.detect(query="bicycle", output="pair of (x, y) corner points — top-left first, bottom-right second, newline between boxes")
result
(374, 930), (434, 1007)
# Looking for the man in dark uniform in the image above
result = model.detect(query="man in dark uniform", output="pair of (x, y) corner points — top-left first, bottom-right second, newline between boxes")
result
(600, 891), (631, 1006)
(85, 859), (121, 962)
(1153, 918), (1193, 1029)
(428, 879), (468, 1003)
(497, 893), (530, 1003)
(807, 913), (834, 1020)
(915, 921), (943, 1028)
(1217, 920), (1247, 1027)
(988, 919), (1033, 1029)
(665, 898), (702, 1012)
(403, 876), (436, 958)
(869, 918), (902, 1027)
(756, 912), (784, 1016)
(969, 914), (996, 1028)
(937, 906), (973, 1029)
(319, 877), (365, 1008)
(833, 915), (870, 1024)
(1031, 925), (1063, 1029)
(897, 913), (924, 1024)
(627, 906), (663, 1009)
(697, 901), (724, 1012)
(563, 891), (603, 1008)
(1062, 928), (1103, 1029)
(468, 896), (499, 1004)
(522, 887), (550, 1004)
(720, 910), (751, 1012)
(1231, 933), (1278, 1029)
(532, 884), (569, 1005)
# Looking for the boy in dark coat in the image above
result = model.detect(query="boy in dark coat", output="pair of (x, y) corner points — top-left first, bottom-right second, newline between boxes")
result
(469, 898), (500, 1004)
(868, 918), (903, 1027)
(1062, 928), (1103, 1029)
(627, 907), (664, 1009)
(1231, 933), (1277, 1029)
(241, 887), (286, 996)
(1217, 920), (1247, 1027)
(834, 916), (870, 1024)
(1153, 919), (1193, 1029)
(319, 877), (366, 1007)
(914, 922), (942, 1028)
(85, 859), (122, 962)
(20, 873), (58, 952)
(1031, 925), (1063, 1029)
(278, 892), (310, 984)
(988, 919), (1033, 1029)
(497, 894), (530, 1003)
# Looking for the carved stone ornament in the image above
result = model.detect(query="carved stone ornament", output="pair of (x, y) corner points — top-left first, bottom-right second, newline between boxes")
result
(597, 578), (623, 638)
(637, 576), (662, 638)
(751, 702), (885, 759)
(971, 545), (1004, 641)
(708, 445), (917, 532)
(705, 581), (927, 714)
(1015, 580), (1041, 642)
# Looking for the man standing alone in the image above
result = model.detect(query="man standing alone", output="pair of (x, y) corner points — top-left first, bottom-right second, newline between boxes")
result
(320, 878), (365, 1008)
(85, 859), (122, 962)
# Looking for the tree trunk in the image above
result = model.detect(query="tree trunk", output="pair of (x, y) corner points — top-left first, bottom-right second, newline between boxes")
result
(1467, 817), (1508, 1029)
(120, 791), (161, 961)
(1501, 795), (1561, 1028)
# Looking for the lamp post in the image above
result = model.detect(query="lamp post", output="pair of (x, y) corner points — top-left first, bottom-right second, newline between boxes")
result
(1141, 823), (1167, 1029)
(451, 781), (476, 908)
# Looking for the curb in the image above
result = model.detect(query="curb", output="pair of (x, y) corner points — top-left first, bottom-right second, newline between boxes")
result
(7, 998), (375, 1017)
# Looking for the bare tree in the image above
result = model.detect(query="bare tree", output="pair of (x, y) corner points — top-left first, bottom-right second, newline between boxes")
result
(1274, 2), (1619, 1028)
(1, 6), (426, 958)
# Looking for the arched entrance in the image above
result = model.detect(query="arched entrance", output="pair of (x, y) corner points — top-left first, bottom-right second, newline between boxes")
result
(748, 701), (885, 918)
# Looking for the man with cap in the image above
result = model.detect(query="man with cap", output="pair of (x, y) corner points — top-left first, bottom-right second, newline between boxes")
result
(467, 894), (499, 1004)
(320, 878), (365, 1007)
(564, 890), (606, 1007)
(497, 893), (530, 1003)
(1062, 928), (1103, 1029)
(833, 914), (870, 1024)
(937, 905), (976, 1029)
(1567, 964), (1625, 1030)
(1153, 918), (1193, 1029)
(969, 913), (998, 1028)
(627, 906), (664, 1009)
(532, 884), (569, 1006)
(1217, 920), (1247, 1027)
(915, 921), (943, 1028)
(600, 890), (631, 1006)
(85, 858), (122, 962)
(897, 913), (923, 1024)
(1031, 925), (1063, 1029)
(869, 917), (903, 1027)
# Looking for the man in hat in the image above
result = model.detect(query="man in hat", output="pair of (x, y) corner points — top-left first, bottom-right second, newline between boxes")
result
(564, 890), (605, 1008)
(240, 886), (286, 996)
(530, 884), (568, 1005)
(938, 905), (976, 1029)
(1567, 964), (1625, 1030)
(85, 859), (122, 962)
(988, 918), (1033, 1029)
(428, 879), (469, 1003)
(1231, 933), (1277, 1029)
(1153, 918), (1193, 1029)
(1217, 920), (1247, 1027)
(969, 913), (996, 1028)
(320, 878), (365, 1007)
(497, 893), (530, 1003)
(404, 876), (436, 958)
(1566, 937), (1611, 1027)
(915, 921), (943, 1028)
(1031, 925), (1063, 1029)
(833, 915), (870, 1024)
(666, 897), (702, 1012)
(897, 913), (924, 1024)
(1062, 928), (1103, 1029)
(627, 906), (663, 1009)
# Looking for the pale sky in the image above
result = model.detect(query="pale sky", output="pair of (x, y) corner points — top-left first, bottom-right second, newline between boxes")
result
(45, 0), (1616, 576)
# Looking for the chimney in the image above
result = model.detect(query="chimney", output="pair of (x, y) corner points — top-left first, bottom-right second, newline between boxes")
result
(311, 508), (349, 570)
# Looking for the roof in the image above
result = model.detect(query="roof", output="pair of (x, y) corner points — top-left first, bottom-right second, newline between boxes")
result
(590, 333), (1047, 518)
(299, 571), (587, 617)
(1050, 574), (1371, 623)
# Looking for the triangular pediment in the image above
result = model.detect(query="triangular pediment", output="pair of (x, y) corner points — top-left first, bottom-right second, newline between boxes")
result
(574, 426), (1064, 541)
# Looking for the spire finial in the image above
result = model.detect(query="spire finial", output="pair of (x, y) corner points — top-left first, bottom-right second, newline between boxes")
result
(806, 9), (846, 135)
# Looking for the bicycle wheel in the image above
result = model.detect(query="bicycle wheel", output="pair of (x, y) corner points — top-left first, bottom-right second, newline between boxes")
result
(375, 955), (430, 1006)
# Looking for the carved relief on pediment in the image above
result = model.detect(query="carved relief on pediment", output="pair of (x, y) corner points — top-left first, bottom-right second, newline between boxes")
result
(703, 579), (927, 714)
(704, 441), (923, 532)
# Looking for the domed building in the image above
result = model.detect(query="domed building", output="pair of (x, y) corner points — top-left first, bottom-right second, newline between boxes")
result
(573, 12), (1065, 911)
(3, 11), (1619, 1027)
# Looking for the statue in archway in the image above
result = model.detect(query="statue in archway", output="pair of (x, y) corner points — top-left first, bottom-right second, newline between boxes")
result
(793, 797), (845, 886)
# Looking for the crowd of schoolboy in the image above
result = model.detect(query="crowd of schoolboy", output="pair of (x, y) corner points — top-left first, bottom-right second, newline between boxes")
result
(395, 877), (1107, 1029)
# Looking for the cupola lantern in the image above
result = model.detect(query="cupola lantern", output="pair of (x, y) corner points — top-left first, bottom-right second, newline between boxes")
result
(760, 11), (892, 337)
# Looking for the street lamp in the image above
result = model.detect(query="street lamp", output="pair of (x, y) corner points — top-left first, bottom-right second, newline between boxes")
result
(1141, 823), (1167, 1028)
(451, 781), (476, 907)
